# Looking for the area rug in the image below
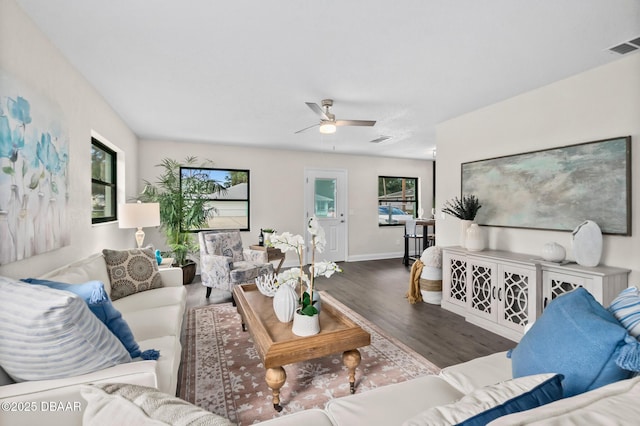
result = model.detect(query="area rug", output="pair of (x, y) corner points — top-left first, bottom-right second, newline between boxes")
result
(178, 292), (440, 425)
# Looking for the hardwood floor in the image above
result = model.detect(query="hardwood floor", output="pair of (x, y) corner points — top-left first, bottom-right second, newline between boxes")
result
(183, 258), (515, 368)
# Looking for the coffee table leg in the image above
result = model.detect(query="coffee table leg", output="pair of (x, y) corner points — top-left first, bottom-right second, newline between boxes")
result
(342, 349), (362, 394)
(265, 367), (286, 412)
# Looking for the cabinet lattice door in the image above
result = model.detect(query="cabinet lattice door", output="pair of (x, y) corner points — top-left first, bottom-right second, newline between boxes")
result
(470, 264), (494, 316)
(501, 271), (529, 327)
(449, 257), (467, 304)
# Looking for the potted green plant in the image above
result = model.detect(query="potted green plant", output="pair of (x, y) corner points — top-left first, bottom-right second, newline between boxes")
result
(442, 195), (482, 249)
(137, 157), (225, 284)
(441, 194), (482, 220)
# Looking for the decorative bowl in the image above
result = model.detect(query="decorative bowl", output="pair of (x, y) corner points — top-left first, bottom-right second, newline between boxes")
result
(256, 274), (279, 297)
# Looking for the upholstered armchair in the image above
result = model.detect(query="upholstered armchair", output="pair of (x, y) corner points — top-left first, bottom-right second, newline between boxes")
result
(198, 230), (274, 297)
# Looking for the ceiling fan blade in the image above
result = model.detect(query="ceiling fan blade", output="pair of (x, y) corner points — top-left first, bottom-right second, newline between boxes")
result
(370, 136), (392, 143)
(305, 102), (329, 120)
(294, 123), (320, 134)
(336, 119), (376, 127)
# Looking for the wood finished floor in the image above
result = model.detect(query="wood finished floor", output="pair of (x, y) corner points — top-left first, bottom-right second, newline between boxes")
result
(183, 258), (515, 368)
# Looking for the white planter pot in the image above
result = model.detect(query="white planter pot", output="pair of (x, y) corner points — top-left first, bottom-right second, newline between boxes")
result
(460, 220), (473, 248)
(465, 223), (485, 251)
(273, 284), (298, 323)
(291, 311), (320, 336)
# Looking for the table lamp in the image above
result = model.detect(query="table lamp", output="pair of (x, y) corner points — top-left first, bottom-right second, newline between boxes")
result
(118, 201), (161, 248)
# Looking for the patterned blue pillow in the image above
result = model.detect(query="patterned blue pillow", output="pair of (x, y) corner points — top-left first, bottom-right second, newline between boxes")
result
(22, 278), (147, 359)
(508, 288), (640, 397)
(609, 287), (640, 338)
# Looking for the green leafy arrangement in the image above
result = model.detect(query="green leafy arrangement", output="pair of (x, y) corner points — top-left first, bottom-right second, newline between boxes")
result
(137, 157), (225, 266)
(442, 195), (482, 220)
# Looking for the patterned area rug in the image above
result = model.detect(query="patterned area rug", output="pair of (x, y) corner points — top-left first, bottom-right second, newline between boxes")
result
(178, 292), (440, 425)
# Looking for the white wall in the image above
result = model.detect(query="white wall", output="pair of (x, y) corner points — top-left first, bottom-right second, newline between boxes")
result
(138, 139), (434, 263)
(0, 0), (138, 278)
(436, 54), (640, 282)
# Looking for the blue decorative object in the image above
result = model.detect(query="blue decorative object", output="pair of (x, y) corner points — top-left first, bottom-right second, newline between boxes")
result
(508, 287), (640, 397)
(22, 278), (159, 360)
(155, 249), (162, 265)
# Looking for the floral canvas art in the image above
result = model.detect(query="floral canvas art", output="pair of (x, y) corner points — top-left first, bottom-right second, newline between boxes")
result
(0, 70), (70, 264)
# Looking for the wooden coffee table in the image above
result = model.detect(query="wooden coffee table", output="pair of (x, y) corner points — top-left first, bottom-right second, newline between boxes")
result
(232, 284), (371, 411)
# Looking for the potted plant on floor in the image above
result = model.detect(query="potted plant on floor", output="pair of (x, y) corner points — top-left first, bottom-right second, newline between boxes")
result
(137, 157), (225, 284)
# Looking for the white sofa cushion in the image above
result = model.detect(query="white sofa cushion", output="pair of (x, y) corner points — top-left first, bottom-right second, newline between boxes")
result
(80, 383), (234, 426)
(40, 253), (112, 294)
(0, 277), (131, 382)
(439, 352), (512, 394)
(137, 335), (181, 395)
(325, 374), (464, 426)
(488, 376), (640, 425)
(402, 373), (563, 426)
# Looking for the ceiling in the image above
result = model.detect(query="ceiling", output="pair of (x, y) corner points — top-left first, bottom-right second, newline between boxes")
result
(15, 0), (640, 160)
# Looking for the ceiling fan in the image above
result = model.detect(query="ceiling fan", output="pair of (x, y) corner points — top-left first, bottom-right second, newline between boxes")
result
(295, 99), (376, 134)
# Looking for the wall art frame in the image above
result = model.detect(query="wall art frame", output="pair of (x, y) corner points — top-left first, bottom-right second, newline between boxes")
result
(461, 136), (631, 236)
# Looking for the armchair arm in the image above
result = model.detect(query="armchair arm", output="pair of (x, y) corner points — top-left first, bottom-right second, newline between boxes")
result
(199, 253), (233, 290)
(243, 248), (269, 264)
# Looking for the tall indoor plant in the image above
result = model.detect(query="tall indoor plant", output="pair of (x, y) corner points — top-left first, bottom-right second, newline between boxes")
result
(137, 156), (225, 283)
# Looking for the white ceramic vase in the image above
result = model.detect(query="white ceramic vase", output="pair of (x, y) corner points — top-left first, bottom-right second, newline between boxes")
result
(541, 242), (566, 262)
(465, 223), (485, 251)
(273, 284), (298, 323)
(460, 220), (473, 249)
(292, 310), (320, 336)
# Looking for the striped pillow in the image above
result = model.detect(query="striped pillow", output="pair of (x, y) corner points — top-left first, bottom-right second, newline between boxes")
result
(0, 276), (131, 382)
(609, 287), (640, 338)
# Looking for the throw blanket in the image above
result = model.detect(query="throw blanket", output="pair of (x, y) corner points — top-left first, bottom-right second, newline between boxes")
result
(406, 259), (424, 304)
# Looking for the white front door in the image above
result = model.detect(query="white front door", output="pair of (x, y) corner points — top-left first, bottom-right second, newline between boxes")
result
(304, 168), (347, 263)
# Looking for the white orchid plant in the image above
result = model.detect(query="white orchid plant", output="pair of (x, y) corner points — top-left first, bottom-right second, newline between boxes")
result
(270, 216), (342, 316)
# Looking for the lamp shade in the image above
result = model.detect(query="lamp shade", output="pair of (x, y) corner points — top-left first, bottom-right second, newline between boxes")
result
(118, 202), (161, 229)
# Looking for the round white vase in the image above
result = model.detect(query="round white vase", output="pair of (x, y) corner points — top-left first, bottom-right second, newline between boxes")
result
(465, 223), (485, 251)
(460, 220), (473, 248)
(292, 311), (320, 336)
(541, 242), (566, 262)
(273, 284), (298, 323)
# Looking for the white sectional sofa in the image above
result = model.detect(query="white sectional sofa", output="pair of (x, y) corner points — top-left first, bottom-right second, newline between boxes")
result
(0, 252), (186, 426)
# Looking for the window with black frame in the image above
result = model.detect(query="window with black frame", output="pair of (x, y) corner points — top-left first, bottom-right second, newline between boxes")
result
(91, 138), (117, 223)
(378, 176), (418, 226)
(180, 167), (250, 231)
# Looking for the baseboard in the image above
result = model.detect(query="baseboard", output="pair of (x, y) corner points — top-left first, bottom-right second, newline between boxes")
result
(347, 252), (404, 262)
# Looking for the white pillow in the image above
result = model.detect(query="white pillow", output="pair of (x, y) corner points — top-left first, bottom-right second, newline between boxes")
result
(402, 373), (563, 426)
(0, 276), (131, 381)
(81, 383), (235, 426)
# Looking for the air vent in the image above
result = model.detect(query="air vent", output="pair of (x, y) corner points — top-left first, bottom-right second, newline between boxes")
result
(609, 36), (640, 55)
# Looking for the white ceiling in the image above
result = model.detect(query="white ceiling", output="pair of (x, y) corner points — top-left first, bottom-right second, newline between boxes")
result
(15, 0), (640, 160)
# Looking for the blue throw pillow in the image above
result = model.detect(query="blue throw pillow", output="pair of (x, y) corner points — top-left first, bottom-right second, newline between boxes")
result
(21, 278), (158, 360)
(508, 287), (640, 397)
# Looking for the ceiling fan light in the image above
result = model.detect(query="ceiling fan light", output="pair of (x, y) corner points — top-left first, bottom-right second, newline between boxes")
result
(319, 122), (336, 134)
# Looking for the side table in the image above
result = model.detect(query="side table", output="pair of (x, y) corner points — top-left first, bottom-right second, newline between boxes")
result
(250, 245), (286, 274)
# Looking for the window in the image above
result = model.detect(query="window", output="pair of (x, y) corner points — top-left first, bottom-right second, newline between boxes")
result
(378, 176), (418, 226)
(180, 167), (250, 232)
(91, 138), (117, 223)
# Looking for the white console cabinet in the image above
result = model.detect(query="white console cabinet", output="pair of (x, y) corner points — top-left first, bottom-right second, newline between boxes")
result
(442, 247), (630, 342)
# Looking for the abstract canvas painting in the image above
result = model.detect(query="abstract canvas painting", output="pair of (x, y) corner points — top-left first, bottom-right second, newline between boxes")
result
(461, 137), (631, 235)
(0, 69), (70, 264)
